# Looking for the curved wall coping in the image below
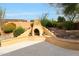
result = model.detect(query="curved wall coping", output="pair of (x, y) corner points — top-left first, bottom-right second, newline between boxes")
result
(44, 27), (79, 43)
(44, 28), (79, 50)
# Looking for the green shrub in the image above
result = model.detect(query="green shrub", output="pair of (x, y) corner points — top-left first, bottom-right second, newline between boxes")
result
(52, 21), (58, 27)
(41, 19), (48, 27)
(1, 23), (16, 33)
(13, 27), (25, 37)
(56, 22), (64, 29)
(63, 21), (75, 30)
(41, 14), (50, 27)
(46, 20), (52, 27)
(57, 16), (66, 22)
(41, 18), (53, 27)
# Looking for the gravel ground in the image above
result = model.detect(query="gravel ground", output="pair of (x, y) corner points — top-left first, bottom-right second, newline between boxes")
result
(0, 27), (14, 40)
(48, 27), (79, 39)
(0, 33), (13, 40)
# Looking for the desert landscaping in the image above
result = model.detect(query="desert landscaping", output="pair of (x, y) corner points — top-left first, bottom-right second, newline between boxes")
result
(0, 3), (79, 56)
(0, 19), (31, 40)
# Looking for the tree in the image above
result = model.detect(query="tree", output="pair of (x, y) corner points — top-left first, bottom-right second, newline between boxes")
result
(57, 16), (65, 22)
(61, 3), (79, 22)
(0, 7), (6, 25)
(0, 7), (5, 19)
(49, 3), (79, 22)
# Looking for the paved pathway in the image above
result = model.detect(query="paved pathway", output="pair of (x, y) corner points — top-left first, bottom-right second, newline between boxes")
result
(1, 42), (79, 56)
(0, 37), (45, 55)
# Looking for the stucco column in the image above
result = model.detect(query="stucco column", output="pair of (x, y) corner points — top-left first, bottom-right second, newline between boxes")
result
(32, 20), (43, 36)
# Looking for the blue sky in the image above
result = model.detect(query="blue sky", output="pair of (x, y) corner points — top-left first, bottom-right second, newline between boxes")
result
(0, 3), (60, 20)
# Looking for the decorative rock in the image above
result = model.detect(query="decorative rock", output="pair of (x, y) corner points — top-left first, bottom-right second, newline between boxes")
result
(70, 35), (76, 38)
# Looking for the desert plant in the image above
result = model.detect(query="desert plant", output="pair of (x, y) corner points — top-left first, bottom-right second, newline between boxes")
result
(1, 23), (16, 33)
(41, 13), (49, 27)
(41, 19), (48, 27)
(13, 27), (25, 37)
(41, 17), (53, 27)
(46, 20), (53, 27)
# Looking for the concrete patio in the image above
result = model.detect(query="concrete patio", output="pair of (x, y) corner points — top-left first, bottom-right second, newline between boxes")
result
(1, 41), (79, 56)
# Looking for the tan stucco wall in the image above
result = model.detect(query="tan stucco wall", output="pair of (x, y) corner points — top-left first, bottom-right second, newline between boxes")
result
(44, 28), (79, 50)
(43, 27), (54, 36)
(46, 37), (79, 50)
(30, 26), (79, 50)
(32, 20), (43, 36)
(0, 36), (45, 47)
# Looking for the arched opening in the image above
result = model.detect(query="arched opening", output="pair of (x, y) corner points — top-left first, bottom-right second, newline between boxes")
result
(34, 29), (40, 36)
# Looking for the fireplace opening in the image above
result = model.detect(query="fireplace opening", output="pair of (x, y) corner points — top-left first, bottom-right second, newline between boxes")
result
(34, 29), (40, 36)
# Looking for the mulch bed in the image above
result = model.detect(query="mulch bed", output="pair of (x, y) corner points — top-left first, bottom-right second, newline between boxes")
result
(48, 27), (79, 40)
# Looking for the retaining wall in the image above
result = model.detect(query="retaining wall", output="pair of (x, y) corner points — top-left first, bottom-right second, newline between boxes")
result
(45, 28), (79, 50)
(0, 36), (45, 47)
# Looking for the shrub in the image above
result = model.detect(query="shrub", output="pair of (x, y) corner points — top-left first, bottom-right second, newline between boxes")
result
(1, 23), (16, 33)
(41, 19), (48, 27)
(41, 18), (53, 27)
(57, 16), (66, 22)
(41, 13), (49, 27)
(13, 27), (25, 37)
(63, 21), (75, 30)
(56, 22), (64, 29)
(46, 20), (52, 27)
(52, 20), (58, 27)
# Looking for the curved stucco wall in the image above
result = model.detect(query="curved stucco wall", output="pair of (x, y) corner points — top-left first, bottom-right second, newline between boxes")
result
(44, 28), (79, 50)
(46, 37), (79, 50)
